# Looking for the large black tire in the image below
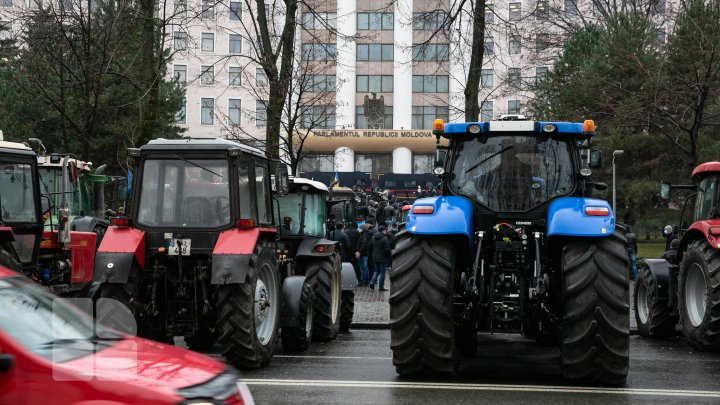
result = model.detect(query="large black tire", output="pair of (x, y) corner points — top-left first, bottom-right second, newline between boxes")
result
(389, 225), (457, 376)
(217, 240), (281, 368)
(0, 246), (20, 272)
(678, 239), (720, 350)
(340, 290), (355, 332)
(305, 252), (341, 341)
(634, 265), (677, 339)
(560, 229), (629, 385)
(281, 282), (315, 352)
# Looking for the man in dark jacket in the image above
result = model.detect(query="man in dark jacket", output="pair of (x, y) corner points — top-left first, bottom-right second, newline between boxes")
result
(369, 225), (391, 291)
(345, 222), (361, 280)
(357, 224), (372, 286)
(329, 222), (352, 262)
(383, 202), (396, 229)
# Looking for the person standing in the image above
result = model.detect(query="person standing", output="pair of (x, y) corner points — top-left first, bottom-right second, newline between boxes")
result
(357, 224), (372, 286)
(369, 225), (391, 291)
(626, 225), (638, 281)
(345, 222), (361, 281)
(383, 202), (396, 230)
(329, 222), (352, 262)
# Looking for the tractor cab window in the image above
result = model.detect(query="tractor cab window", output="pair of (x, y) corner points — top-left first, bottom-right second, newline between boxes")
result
(449, 135), (574, 212)
(255, 164), (272, 225)
(238, 158), (257, 221)
(694, 176), (717, 221)
(0, 162), (38, 223)
(137, 159), (231, 228)
(276, 192), (302, 235)
(304, 193), (326, 237)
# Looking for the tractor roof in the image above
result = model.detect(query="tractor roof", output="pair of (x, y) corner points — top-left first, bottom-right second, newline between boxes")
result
(141, 138), (265, 158)
(442, 120), (595, 137)
(691, 162), (720, 181)
(37, 155), (93, 172)
(291, 177), (329, 194)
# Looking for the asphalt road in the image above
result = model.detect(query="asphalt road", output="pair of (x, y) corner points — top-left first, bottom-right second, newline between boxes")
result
(235, 330), (720, 405)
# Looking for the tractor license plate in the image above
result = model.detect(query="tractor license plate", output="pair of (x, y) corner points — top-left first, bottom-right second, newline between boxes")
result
(168, 239), (191, 256)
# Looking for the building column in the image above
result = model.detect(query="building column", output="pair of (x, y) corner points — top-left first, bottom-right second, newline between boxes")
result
(393, 0), (413, 129)
(334, 147), (355, 172)
(336, 1), (356, 129)
(392, 147), (412, 174)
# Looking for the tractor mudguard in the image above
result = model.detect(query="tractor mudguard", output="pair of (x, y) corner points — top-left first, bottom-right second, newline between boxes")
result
(405, 196), (474, 239)
(677, 221), (720, 263)
(640, 258), (672, 301)
(71, 216), (101, 233)
(93, 227), (145, 283)
(547, 197), (616, 237)
(211, 228), (261, 284)
(295, 237), (338, 258)
(341, 262), (357, 291)
(280, 275), (308, 328)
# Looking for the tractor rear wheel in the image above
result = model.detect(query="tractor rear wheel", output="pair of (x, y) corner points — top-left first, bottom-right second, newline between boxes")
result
(389, 225), (457, 376)
(281, 282), (315, 352)
(634, 265), (677, 339)
(217, 240), (280, 368)
(560, 228), (629, 385)
(340, 290), (355, 332)
(678, 239), (720, 350)
(305, 252), (341, 341)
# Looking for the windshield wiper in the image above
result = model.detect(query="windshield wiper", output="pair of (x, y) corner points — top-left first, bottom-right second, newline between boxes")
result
(465, 145), (514, 174)
(173, 156), (222, 177)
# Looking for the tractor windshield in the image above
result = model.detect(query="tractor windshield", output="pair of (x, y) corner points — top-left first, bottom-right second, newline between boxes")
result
(137, 159), (231, 228)
(276, 192), (326, 237)
(0, 161), (38, 223)
(449, 135), (574, 212)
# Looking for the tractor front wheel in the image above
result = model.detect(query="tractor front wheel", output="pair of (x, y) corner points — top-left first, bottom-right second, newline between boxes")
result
(389, 225), (457, 376)
(281, 282), (315, 352)
(634, 265), (677, 339)
(305, 252), (342, 341)
(560, 228), (629, 385)
(339, 290), (355, 332)
(678, 239), (720, 350)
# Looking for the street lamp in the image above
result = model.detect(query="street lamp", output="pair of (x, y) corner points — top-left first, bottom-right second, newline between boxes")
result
(612, 150), (625, 215)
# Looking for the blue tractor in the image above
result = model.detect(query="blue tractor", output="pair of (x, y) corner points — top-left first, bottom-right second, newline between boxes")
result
(390, 115), (629, 385)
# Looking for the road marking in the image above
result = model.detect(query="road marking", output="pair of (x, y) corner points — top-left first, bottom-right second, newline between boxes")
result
(274, 355), (392, 360)
(242, 379), (720, 398)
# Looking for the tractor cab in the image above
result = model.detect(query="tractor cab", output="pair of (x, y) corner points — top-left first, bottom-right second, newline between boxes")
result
(276, 178), (329, 239)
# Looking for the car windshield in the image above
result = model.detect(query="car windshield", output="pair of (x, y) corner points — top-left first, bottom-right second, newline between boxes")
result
(449, 135), (574, 212)
(0, 277), (120, 363)
(137, 158), (231, 228)
(0, 161), (38, 223)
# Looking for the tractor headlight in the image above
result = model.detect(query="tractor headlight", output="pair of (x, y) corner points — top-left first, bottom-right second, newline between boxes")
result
(467, 124), (481, 134)
(542, 124), (556, 133)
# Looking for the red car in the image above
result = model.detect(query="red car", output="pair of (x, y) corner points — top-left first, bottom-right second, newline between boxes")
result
(0, 266), (254, 405)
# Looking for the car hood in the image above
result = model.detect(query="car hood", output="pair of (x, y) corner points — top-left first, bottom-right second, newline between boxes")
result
(61, 336), (226, 390)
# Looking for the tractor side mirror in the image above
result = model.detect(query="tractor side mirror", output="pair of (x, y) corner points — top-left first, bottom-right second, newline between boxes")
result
(275, 165), (289, 196)
(660, 182), (671, 201)
(589, 150), (602, 168)
(593, 182), (608, 191)
(434, 148), (447, 175)
(0, 353), (14, 373)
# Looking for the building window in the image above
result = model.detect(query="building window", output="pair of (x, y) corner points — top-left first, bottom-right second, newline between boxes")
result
(201, 32), (214, 52)
(357, 44), (394, 61)
(173, 31), (187, 51)
(303, 74), (336, 92)
(174, 0), (186, 18)
(509, 35), (521, 54)
(228, 99), (241, 126)
(355, 106), (393, 129)
(509, 2), (521, 21)
(484, 4), (494, 23)
(256, 100), (267, 126)
(655, 27), (666, 45)
(412, 75), (449, 93)
(413, 154), (434, 174)
(175, 97), (186, 124)
(201, 98), (214, 125)
(564, 0), (578, 18)
(412, 44), (449, 62)
(412, 106), (449, 130)
(0, 0), (11, 7)
(256, 68), (268, 86)
(508, 68), (521, 87)
(201, 65), (214, 85)
(481, 69), (494, 87)
(229, 67), (242, 86)
(201, 0), (214, 19)
(536, 33), (550, 52)
(481, 101), (494, 121)
(508, 99), (521, 114)
(413, 11), (446, 30)
(535, 67), (549, 84)
(174, 65), (186, 84)
(301, 43), (337, 61)
(229, 34), (241, 53)
(357, 12), (393, 30)
(301, 106), (336, 129)
(484, 38), (494, 56)
(536, 0), (548, 18)
(357, 75), (394, 93)
(302, 12), (337, 30)
(229, 1), (241, 20)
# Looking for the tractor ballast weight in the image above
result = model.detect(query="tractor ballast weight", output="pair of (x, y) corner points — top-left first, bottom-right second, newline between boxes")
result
(390, 117), (629, 385)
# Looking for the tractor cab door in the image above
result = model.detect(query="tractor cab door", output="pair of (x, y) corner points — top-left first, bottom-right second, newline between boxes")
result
(692, 175), (718, 223)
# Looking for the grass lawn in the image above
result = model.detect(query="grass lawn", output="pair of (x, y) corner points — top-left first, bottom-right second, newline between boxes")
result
(637, 241), (666, 259)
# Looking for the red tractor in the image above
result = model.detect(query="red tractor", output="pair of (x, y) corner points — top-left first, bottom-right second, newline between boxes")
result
(635, 162), (720, 349)
(0, 133), (96, 295)
(93, 138), (301, 369)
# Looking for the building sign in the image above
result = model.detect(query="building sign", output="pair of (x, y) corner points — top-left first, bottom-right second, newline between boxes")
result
(302, 128), (445, 153)
(311, 129), (434, 139)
